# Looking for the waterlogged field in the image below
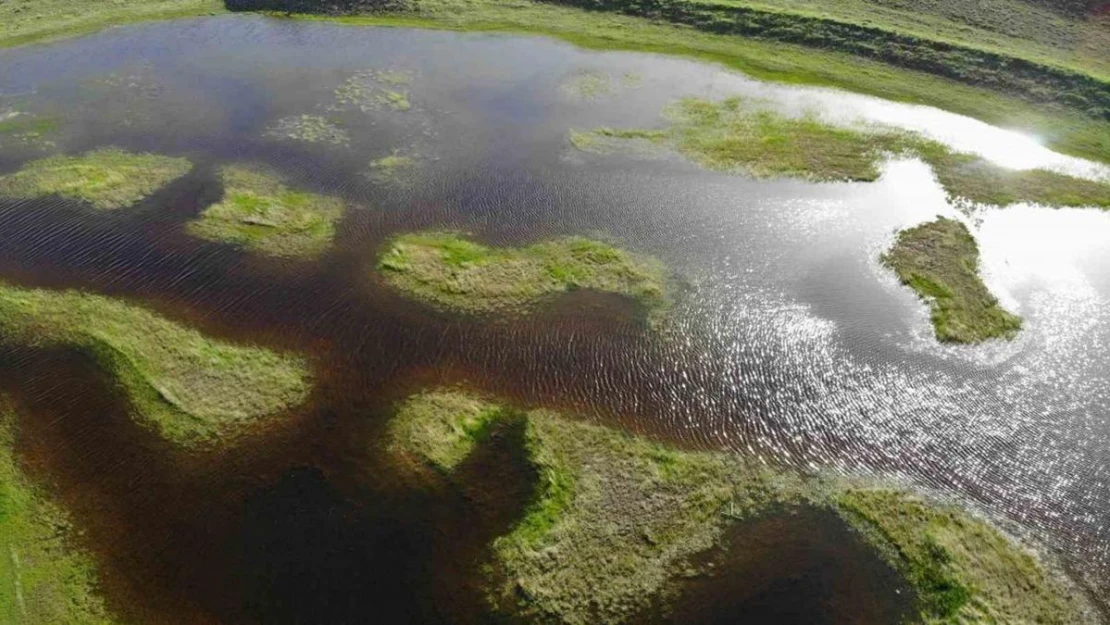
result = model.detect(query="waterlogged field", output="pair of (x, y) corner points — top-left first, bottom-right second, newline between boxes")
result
(1, 14), (1110, 625)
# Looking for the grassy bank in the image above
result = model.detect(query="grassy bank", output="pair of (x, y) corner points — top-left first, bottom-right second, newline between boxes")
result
(0, 148), (192, 210)
(377, 231), (668, 316)
(882, 217), (1022, 344)
(0, 400), (121, 625)
(574, 96), (1110, 208)
(539, 0), (1110, 120)
(0, 0), (225, 49)
(187, 164), (345, 258)
(0, 284), (312, 447)
(286, 0), (1110, 163)
(388, 389), (1091, 624)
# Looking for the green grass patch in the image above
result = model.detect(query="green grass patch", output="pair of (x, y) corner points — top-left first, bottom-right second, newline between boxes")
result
(0, 400), (121, 625)
(187, 164), (344, 258)
(389, 390), (511, 472)
(264, 114), (350, 145)
(0, 283), (312, 448)
(577, 97), (1110, 207)
(389, 388), (1090, 624)
(0, 0), (225, 49)
(377, 231), (668, 316)
(882, 217), (1021, 344)
(835, 487), (1085, 624)
(389, 389), (791, 624)
(0, 147), (192, 210)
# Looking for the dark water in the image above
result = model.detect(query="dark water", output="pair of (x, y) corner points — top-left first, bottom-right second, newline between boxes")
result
(1, 15), (1109, 623)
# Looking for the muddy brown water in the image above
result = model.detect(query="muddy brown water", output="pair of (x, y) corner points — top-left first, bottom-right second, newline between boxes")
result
(1, 14), (1110, 623)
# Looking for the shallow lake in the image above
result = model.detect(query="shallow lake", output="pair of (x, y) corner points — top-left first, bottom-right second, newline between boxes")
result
(1, 14), (1109, 623)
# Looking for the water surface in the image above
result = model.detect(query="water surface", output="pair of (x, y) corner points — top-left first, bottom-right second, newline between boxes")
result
(2, 15), (1109, 622)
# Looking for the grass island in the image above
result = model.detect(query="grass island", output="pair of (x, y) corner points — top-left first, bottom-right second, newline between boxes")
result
(0, 283), (312, 447)
(187, 164), (345, 259)
(389, 388), (1090, 625)
(882, 217), (1022, 344)
(0, 147), (192, 210)
(377, 231), (668, 316)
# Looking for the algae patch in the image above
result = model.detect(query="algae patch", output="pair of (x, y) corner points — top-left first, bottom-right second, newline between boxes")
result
(331, 69), (415, 113)
(0, 399), (122, 625)
(377, 231), (668, 316)
(0, 147), (191, 210)
(187, 164), (344, 259)
(882, 217), (1021, 344)
(366, 150), (421, 188)
(0, 284), (312, 448)
(265, 114), (350, 146)
(0, 111), (58, 150)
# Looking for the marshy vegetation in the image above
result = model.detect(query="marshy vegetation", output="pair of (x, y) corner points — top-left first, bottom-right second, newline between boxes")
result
(0, 147), (192, 210)
(881, 217), (1022, 344)
(265, 114), (350, 146)
(574, 96), (1110, 208)
(836, 487), (1085, 625)
(332, 69), (414, 113)
(377, 231), (668, 316)
(367, 151), (420, 188)
(187, 164), (345, 259)
(0, 400), (120, 625)
(0, 283), (312, 447)
(389, 389), (1090, 624)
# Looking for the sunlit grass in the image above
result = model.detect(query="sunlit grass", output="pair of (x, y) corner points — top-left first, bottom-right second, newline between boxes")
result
(574, 97), (1110, 208)
(187, 164), (344, 258)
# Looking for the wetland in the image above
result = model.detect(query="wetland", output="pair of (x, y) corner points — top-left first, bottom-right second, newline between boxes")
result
(0, 12), (1109, 625)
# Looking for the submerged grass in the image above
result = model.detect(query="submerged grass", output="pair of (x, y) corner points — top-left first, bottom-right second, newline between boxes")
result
(0, 147), (192, 210)
(389, 389), (1090, 624)
(264, 114), (350, 146)
(575, 96), (1110, 207)
(0, 284), (312, 447)
(0, 400), (120, 625)
(366, 151), (421, 188)
(377, 231), (668, 316)
(187, 164), (344, 259)
(882, 217), (1021, 344)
